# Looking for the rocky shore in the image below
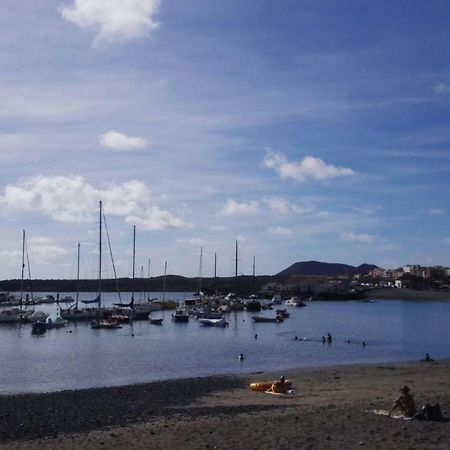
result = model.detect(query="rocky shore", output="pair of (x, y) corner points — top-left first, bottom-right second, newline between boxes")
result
(1, 361), (449, 449)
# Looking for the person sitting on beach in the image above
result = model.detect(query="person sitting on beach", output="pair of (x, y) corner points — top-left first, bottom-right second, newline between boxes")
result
(388, 385), (416, 418)
(270, 376), (289, 394)
(421, 353), (434, 362)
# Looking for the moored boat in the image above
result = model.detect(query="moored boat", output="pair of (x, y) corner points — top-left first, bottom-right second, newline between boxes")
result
(252, 315), (283, 323)
(198, 317), (228, 327)
(46, 316), (68, 328)
(172, 308), (189, 323)
(149, 317), (163, 325)
(91, 319), (120, 329)
(285, 297), (307, 307)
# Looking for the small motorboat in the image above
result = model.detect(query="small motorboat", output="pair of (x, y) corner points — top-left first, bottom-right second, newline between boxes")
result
(172, 308), (189, 323)
(110, 314), (131, 324)
(252, 315), (284, 323)
(31, 321), (47, 335)
(149, 317), (163, 325)
(91, 319), (120, 329)
(198, 317), (228, 327)
(276, 309), (290, 318)
(285, 297), (307, 307)
(46, 316), (68, 329)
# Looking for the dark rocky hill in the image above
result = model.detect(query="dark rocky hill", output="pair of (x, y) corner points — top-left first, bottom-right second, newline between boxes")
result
(276, 261), (377, 277)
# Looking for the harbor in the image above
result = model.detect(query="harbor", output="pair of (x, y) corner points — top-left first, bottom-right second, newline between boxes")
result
(1, 293), (450, 394)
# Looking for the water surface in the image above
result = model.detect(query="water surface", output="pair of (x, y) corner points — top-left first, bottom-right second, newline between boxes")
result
(1, 293), (449, 393)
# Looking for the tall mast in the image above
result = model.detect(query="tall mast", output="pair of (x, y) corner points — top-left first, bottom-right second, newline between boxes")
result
(147, 258), (151, 301)
(20, 229), (25, 307)
(214, 252), (217, 279)
(162, 261), (167, 301)
(98, 201), (102, 307)
(253, 255), (256, 292)
(235, 240), (238, 293)
(198, 246), (203, 294)
(76, 242), (80, 308)
(132, 225), (136, 302)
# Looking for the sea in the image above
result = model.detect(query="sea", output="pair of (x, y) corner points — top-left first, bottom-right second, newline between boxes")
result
(1, 292), (450, 394)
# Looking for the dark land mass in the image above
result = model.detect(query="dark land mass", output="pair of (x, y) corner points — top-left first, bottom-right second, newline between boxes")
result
(0, 275), (274, 296)
(276, 260), (377, 277)
(0, 261), (378, 295)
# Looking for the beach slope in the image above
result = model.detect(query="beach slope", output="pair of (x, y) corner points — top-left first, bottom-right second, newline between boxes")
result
(1, 361), (449, 449)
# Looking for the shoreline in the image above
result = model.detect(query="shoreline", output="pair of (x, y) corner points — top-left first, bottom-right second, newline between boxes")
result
(1, 360), (449, 449)
(362, 287), (450, 301)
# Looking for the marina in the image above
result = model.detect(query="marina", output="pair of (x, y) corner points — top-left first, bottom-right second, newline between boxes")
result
(1, 293), (450, 394)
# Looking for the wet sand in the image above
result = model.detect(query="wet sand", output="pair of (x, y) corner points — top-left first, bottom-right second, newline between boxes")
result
(1, 360), (449, 449)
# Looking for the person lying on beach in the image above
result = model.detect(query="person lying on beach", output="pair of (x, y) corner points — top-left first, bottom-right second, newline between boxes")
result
(270, 376), (290, 394)
(388, 385), (416, 418)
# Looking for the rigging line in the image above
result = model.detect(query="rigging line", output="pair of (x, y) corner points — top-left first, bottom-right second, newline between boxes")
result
(102, 210), (122, 302)
(25, 234), (34, 301)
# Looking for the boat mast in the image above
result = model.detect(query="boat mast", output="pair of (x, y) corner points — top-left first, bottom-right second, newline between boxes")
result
(76, 242), (80, 309)
(98, 200), (102, 308)
(214, 252), (217, 279)
(20, 229), (25, 308)
(147, 258), (151, 300)
(253, 255), (256, 292)
(235, 240), (238, 294)
(162, 261), (167, 301)
(198, 246), (203, 294)
(132, 225), (136, 303)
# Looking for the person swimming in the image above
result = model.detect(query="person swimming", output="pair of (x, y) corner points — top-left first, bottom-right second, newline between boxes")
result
(421, 353), (434, 362)
(239, 353), (245, 361)
(327, 333), (332, 343)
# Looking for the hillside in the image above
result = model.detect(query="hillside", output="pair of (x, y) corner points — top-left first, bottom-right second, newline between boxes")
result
(276, 261), (377, 277)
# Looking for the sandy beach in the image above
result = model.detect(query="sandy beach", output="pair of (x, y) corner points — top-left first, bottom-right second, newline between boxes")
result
(0, 360), (449, 450)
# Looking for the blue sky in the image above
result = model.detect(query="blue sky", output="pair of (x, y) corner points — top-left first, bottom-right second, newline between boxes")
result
(0, 0), (450, 280)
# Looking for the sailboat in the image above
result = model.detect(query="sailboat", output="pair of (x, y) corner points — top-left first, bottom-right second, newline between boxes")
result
(82, 200), (103, 307)
(113, 225), (136, 310)
(0, 230), (35, 324)
(61, 201), (115, 320)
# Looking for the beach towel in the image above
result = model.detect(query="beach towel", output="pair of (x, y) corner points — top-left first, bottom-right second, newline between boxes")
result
(369, 409), (414, 420)
(265, 389), (297, 397)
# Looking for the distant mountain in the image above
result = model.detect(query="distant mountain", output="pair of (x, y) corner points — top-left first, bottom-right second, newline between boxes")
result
(276, 261), (377, 277)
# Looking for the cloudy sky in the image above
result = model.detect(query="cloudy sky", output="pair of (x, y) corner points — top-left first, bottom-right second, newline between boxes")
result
(1, 0), (450, 280)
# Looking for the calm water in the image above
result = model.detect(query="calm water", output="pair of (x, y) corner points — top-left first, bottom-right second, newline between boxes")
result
(1, 292), (450, 393)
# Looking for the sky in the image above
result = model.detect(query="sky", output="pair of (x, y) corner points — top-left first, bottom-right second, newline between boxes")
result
(1, 0), (450, 280)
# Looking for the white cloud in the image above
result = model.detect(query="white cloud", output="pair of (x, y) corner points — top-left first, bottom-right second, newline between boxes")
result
(263, 151), (354, 182)
(60, 0), (161, 45)
(220, 199), (259, 217)
(209, 225), (225, 231)
(426, 208), (444, 215)
(176, 238), (206, 246)
(28, 237), (68, 264)
(263, 196), (310, 215)
(0, 175), (187, 230)
(433, 83), (450, 94)
(267, 226), (292, 236)
(99, 130), (147, 151)
(0, 237), (67, 266)
(340, 231), (377, 244)
(126, 207), (189, 231)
